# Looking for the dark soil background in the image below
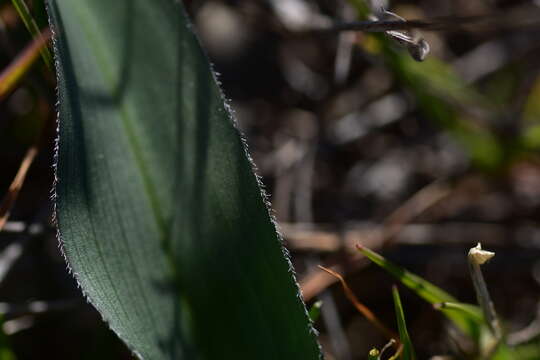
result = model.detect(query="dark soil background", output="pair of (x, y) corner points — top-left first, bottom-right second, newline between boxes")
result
(1, 0), (539, 359)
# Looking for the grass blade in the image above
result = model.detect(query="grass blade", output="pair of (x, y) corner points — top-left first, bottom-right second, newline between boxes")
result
(11, 0), (52, 67)
(48, 0), (321, 359)
(356, 244), (457, 303)
(392, 286), (416, 360)
(434, 302), (484, 324)
(356, 244), (483, 341)
(0, 28), (51, 99)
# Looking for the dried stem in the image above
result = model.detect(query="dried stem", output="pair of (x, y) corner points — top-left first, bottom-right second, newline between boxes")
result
(0, 146), (38, 231)
(318, 265), (398, 341)
(0, 27), (51, 99)
(314, 9), (540, 34)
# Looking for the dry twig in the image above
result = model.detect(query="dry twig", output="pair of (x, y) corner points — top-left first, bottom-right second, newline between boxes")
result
(318, 265), (398, 341)
(0, 146), (38, 231)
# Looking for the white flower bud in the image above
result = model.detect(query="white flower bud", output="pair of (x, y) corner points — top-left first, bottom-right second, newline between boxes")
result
(469, 243), (495, 265)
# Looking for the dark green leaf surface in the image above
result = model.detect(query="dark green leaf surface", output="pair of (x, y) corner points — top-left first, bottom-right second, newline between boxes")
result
(48, 1), (320, 359)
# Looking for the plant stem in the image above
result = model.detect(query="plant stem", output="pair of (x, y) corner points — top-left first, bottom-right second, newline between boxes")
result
(467, 243), (502, 340)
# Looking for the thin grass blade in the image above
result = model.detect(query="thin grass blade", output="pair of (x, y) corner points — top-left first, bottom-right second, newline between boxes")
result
(0, 28), (51, 99)
(434, 302), (484, 323)
(356, 244), (457, 302)
(11, 0), (52, 67)
(392, 286), (415, 360)
(356, 244), (483, 341)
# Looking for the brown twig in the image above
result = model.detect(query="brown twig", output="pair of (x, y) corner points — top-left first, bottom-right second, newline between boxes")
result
(297, 180), (451, 300)
(315, 8), (540, 34)
(0, 26), (51, 99)
(318, 265), (398, 341)
(0, 146), (38, 231)
(388, 343), (404, 360)
(0, 299), (82, 318)
(382, 180), (451, 246)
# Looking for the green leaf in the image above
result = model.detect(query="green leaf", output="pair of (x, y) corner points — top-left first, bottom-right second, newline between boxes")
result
(434, 302), (484, 324)
(392, 286), (415, 360)
(356, 245), (457, 303)
(48, 1), (321, 359)
(356, 245), (483, 342)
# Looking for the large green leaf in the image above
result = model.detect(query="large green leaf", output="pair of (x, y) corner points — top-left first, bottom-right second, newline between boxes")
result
(48, 1), (320, 359)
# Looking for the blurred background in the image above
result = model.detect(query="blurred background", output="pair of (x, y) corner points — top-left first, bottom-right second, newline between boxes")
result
(1, 0), (540, 358)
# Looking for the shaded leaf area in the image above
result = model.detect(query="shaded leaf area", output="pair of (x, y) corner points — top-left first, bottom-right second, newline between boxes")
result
(49, 0), (319, 359)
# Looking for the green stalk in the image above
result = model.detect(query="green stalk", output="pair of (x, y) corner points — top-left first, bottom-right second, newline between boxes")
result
(468, 243), (502, 340)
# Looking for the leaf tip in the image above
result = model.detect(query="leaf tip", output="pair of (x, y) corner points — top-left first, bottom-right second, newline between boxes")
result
(356, 243), (368, 255)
